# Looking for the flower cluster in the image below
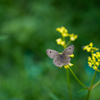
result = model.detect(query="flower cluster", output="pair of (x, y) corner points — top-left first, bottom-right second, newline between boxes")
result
(56, 27), (68, 37)
(56, 26), (78, 69)
(56, 27), (78, 47)
(56, 38), (65, 46)
(83, 42), (99, 52)
(83, 42), (100, 71)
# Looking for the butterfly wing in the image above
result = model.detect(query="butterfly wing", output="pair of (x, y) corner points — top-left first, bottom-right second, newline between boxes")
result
(62, 45), (74, 65)
(62, 45), (74, 55)
(46, 49), (59, 59)
(63, 55), (71, 65)
(53, 55), (64, 67)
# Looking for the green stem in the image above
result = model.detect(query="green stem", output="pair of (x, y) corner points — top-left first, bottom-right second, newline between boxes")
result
(66, 68), (72, 100)
(97, 69), (100, 72)
(69, 67), (88, 89)
(87, 70), (97, 100)
(66, 40), (71, 48)
(63, 40), (72, 99)
(92, 80), (100, 89)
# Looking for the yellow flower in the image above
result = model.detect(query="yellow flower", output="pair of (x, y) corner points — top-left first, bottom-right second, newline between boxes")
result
(92, 56), (96, 62)
(91, 60), (95, 65)
(74, 35), (78, 39)
(62, 33), (69, 37)
(60, 27), (68, 33)
(96, 52), (100, 58)
(96, 52), (100, 55)
(83, 45), (91, 52)
(61, 26), (65, 30)
(88, 62), (92, 67)
(56, 28), (62, 33)
(61, 41), (65, 46)
(93, 66), (98, 70)
(64, 65), (69, 69)
(56, 27), (68, 34)
(92, 53), (96, 57)
(69, 34), (78, 41)
(92, 47), (99, 52)
(59, 28), (63, 33)
(68, 63), (73, 66)
(70, 37), (75, 41)
(64, 63), (73, 69)
(98, 59), (100, 62)
(89, 42), (93, 47)
(96, 62), (99, 66)
(69, 54), (74, 58)
(69, 33), (74, 37)
(83, 46), (87, 50)
(56, 38), (65, 46)
(64, 29), (68, 33)
(56, 38), (62, 45)
(88, 56), (91, 61)
(87, 48), (91, 52)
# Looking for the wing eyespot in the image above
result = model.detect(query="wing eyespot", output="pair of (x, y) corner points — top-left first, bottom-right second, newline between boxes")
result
(50, 51), (51, 53)
(69, 48), (71, 50)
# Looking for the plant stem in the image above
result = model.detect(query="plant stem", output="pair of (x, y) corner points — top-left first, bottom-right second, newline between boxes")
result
(66, 68), (72, 100)
(87, 70), (97, 100)
(92, 80), (100, 89)
(69, 67), (88, 89)
(97, 69), (100, 72)
(64, 40), (72, 99)
(66, 40), (71, 48)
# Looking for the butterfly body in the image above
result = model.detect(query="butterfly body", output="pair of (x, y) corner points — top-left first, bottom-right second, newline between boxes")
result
(46, 45), (74, 67)
(59, 54), (63, 63)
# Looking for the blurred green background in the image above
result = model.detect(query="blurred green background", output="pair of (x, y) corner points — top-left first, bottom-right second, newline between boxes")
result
(0, 0), (100, 100)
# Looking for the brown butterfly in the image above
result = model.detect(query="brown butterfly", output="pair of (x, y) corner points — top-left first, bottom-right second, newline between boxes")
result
(46, 45), (74, 67)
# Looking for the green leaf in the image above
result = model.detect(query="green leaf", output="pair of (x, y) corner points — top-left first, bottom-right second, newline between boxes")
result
(78, 88), (88, 92)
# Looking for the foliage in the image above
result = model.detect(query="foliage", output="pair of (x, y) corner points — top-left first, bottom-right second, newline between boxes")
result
(0, 0), (100, 100)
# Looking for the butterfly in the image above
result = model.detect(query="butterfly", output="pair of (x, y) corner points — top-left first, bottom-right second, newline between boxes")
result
(46, 45), (74, 67)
